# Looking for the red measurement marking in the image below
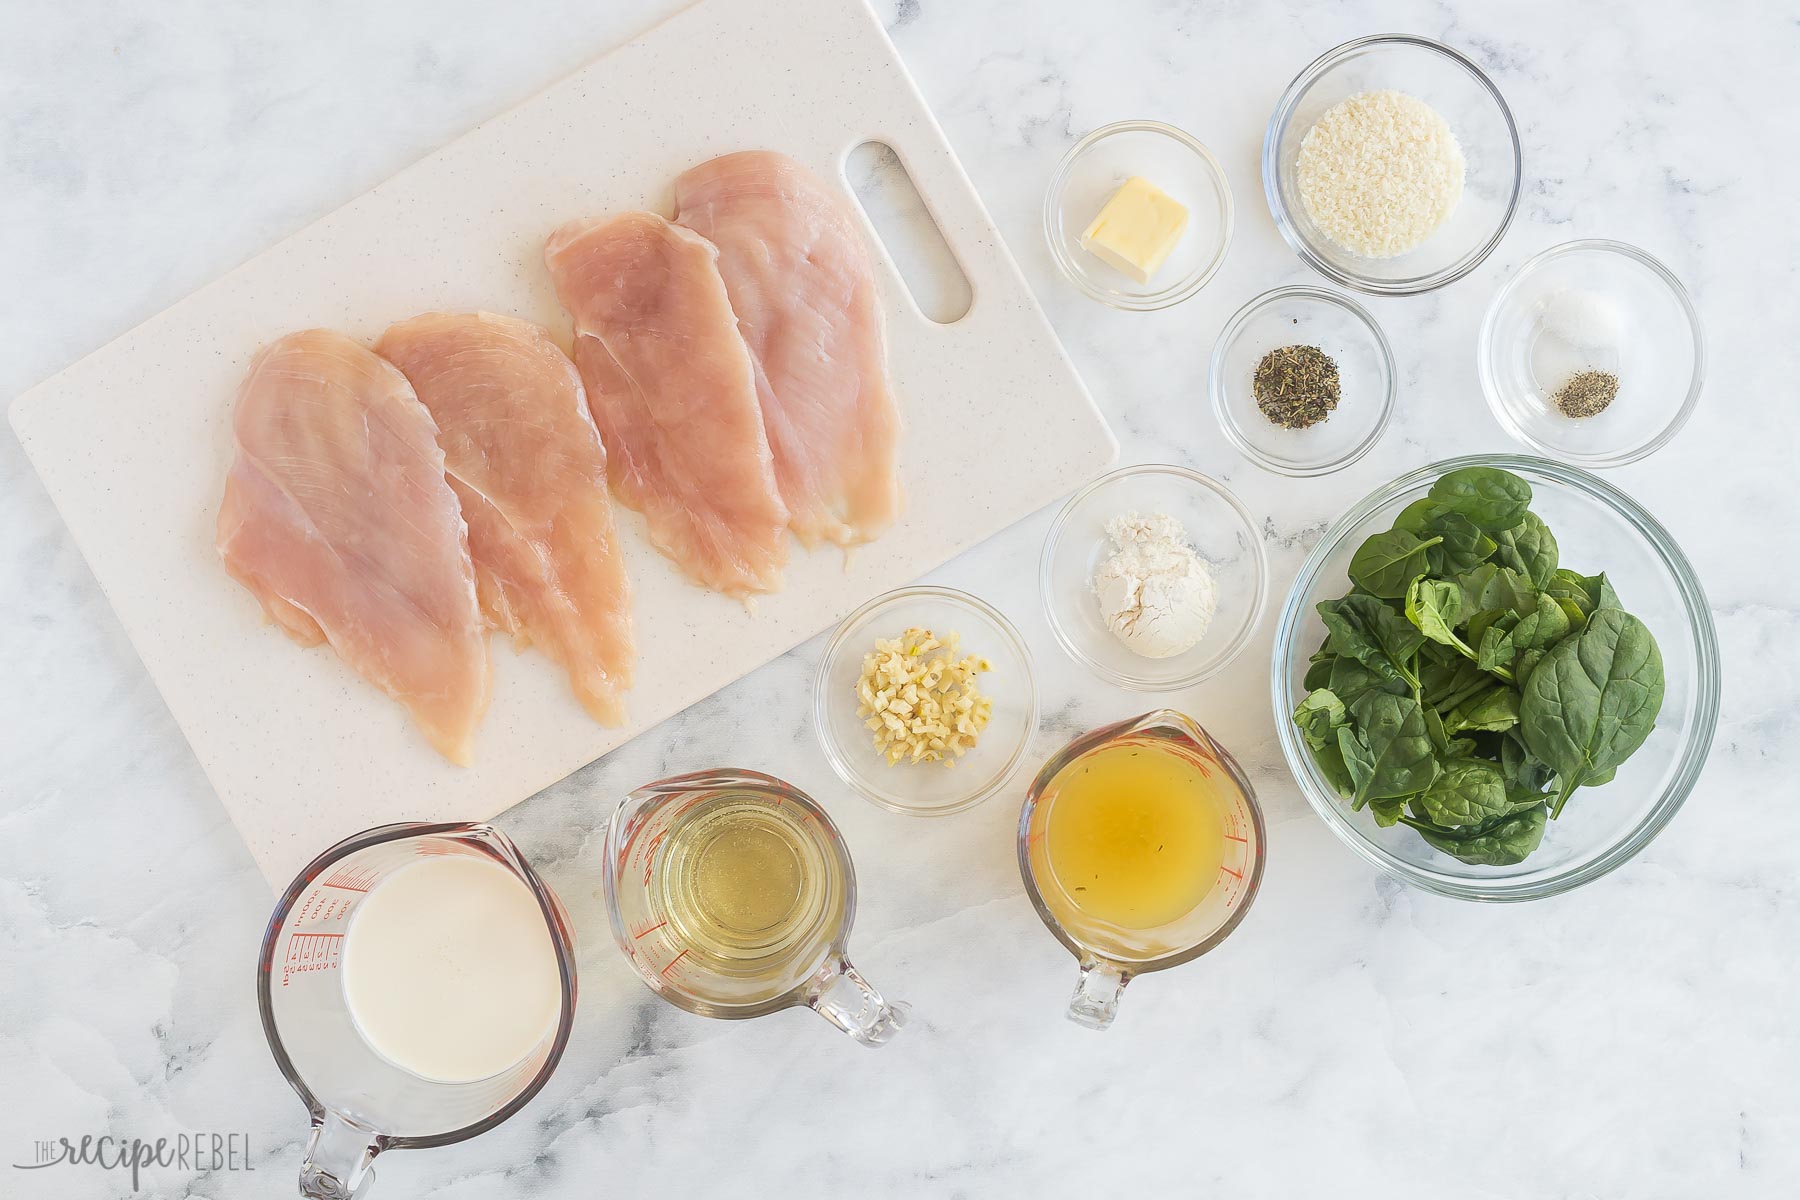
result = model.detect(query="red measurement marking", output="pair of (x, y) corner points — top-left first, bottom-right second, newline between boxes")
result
(1026, 831), (1044, 847)
(281, 931), (345, 987)
(640, 829), (668, 888)
(658, 949), (690, 978)
(634, 920), (668, 940)
(1225, 834), (1248, 844)
(1221, 865), (1243, 880)
(318, 865), (378, 893)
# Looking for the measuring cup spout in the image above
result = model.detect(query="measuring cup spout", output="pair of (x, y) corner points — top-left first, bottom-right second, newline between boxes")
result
(807, 956), (910, 1047)
(1067, 960), (1129, 1030)
(298, 1110), (383, 1199)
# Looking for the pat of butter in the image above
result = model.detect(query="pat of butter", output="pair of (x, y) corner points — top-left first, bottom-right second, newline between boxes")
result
(1079, 176), (1189, 285)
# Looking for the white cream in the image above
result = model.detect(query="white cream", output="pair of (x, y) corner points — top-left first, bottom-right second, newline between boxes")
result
(341, 855), (561, 1083)
(1092, 512), (1218, 658)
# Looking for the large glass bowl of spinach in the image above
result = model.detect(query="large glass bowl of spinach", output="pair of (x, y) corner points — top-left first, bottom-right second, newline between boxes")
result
(1272, 455), (1719, 901)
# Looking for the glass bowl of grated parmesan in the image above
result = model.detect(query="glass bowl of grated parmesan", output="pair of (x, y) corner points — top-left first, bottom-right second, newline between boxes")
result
(1263, 34), (1521, 295)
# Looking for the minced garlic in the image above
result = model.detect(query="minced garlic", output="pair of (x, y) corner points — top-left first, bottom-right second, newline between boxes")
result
(855, 627), (993, 766)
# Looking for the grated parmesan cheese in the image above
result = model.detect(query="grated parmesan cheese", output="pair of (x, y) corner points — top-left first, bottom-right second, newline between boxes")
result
(1295, 89), (1465, 259)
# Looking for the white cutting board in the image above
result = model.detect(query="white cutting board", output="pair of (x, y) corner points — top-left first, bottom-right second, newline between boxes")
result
(9, 0), (1115, 887)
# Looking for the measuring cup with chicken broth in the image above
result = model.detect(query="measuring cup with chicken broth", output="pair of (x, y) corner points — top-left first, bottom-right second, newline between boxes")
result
(1019, 709), (1265, 1029)
(258, 822), (577, 1199)
(603, 768), (908, 1045)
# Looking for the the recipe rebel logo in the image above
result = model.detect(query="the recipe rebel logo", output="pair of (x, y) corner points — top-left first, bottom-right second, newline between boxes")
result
(11, 1130), (256, 1192)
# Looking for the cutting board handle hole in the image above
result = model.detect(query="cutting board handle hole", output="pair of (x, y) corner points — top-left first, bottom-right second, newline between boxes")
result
(847, 142), (973, 324)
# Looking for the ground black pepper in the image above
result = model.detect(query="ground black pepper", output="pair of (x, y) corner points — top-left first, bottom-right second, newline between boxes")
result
(1253, 344), (1340, 429)
(1550, 370), (1619, 418)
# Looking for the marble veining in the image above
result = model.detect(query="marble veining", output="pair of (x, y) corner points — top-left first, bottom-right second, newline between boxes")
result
(2, 0), (1795, 1196)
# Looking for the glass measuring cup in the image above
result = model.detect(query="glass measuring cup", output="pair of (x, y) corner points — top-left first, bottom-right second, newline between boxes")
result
(1018, 709), (1265, 1029)
(257, 823), (577, 1199)
(602, 768), (907, 1046)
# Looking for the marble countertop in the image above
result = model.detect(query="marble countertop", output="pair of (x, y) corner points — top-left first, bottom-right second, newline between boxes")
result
(2, 0), (1792, 1196)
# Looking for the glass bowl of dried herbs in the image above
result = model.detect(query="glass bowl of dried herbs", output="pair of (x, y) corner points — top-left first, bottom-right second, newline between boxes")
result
(1271, 455), (1721, 901)
(1209, 284), (1395, 477)
(1479, 239), (1705, 468)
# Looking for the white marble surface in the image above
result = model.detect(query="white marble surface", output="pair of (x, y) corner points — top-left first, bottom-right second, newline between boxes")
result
(1, 1), (1793, 1196)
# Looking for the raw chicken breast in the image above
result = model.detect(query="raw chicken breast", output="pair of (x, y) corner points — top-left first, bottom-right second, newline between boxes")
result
(376, 312), (634, 726)
(675, 150), (901, 549)
(544, 211), (789, 599)
(216, 329), (490, 765)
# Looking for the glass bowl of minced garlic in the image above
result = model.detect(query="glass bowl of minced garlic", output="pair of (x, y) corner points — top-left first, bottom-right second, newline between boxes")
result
(1263, 35), (1521, 295)
(814, 587), (1039, 816)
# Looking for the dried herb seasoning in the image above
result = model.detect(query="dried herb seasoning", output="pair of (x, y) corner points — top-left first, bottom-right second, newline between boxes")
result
(1253, 344), (1341, 430)
(1549, 370), (1619, 419)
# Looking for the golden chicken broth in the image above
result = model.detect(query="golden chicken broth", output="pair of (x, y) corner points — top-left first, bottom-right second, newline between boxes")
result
(1036, 739), (1227, 932)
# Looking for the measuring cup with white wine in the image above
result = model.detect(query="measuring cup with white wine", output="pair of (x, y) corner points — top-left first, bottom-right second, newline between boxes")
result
(258, 822), (577, 1199)
(1019, 709), (1265, 1030)
(603, 768), (908, 1046)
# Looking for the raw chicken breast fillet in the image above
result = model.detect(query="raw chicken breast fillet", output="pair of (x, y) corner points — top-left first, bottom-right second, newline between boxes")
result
(216, 329), (490, 765)
(376, 312), (634, 726)
(675, 150), (902, 548)
(544, 210), (789, 599)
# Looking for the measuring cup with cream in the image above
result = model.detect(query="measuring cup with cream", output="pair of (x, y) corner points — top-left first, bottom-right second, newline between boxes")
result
(258, 823), (576, 1199)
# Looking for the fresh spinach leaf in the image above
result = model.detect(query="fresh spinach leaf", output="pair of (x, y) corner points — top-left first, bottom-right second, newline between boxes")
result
(1501, 731), (1556, 793)
(1407, 804), (1548, 866)
(1428, 466), (1533, 533)
(1391, 497), (1441, 534)
(1443, 686), (1520, 734)
(1327, 655), (1407, 708)
(1405, 577), (1472, 656)
(1319, 594), (1425, 690)
(1416, 758), (1511, 828)
(1476, 625), (1515, 675)
(1349, 529), (1442, 599)
(1457, 562), (1537, 618)
(1519, 608), (1666, 817)
(1344, 691), (1440, 807)
(1337, 727), (1378, 809)
(1369, 798), (1407, 827)
(1513, 593), (1573, 654)
(1545, 570), (1618, 621)
(1491, 512), (1559, 588)
(1426, 510), (1498, 576)
(1422, 704), (1452, 756)
(1303, 650), (1335, 691)
(1294, 689), (1347, 750)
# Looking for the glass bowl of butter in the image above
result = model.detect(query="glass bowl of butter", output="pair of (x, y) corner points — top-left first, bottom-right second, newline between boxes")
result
(1044, 121), (1234, 311)
(1039, 464), (1267, 691)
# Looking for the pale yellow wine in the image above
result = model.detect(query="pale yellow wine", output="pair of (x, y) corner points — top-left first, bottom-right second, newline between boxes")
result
(655, 795), (838, 975)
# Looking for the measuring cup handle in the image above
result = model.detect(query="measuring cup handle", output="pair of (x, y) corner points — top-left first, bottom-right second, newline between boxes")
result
(1067, 960), (1129, 1030)
(808, 957), (910, 1047)
(299, 1111), (383, 1199)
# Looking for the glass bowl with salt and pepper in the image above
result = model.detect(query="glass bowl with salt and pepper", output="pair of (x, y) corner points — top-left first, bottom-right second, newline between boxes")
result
(1478, 239), (1705, 468)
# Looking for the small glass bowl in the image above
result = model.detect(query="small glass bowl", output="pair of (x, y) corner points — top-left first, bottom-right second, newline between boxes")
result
(1263, 34), (1521, 295)
(1041, 465), (1267, 691)
(1479, 239), (1704, 468)
(814, 587), (1038, 816)
(1272, 454), (1721, 902)
(1209, 285), (1395, 476)
(1043, 120), (1233, 311)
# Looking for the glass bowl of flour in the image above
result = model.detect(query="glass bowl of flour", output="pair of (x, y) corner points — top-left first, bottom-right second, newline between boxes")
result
(1040, 464), (1268, 690)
